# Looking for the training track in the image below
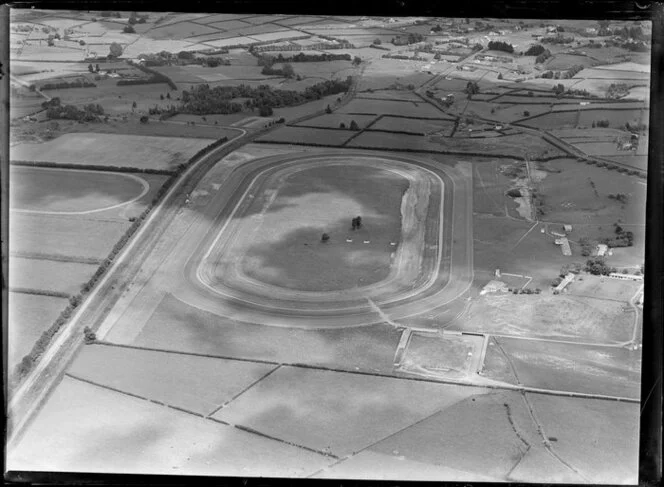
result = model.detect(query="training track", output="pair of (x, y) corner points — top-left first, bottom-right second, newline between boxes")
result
(102, 148), (473, 338)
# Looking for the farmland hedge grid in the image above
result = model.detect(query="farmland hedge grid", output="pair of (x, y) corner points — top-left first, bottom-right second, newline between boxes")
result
(11, 136), (229, 387)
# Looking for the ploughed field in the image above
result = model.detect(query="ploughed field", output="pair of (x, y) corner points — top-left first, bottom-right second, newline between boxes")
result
(239, 164), (409, 291)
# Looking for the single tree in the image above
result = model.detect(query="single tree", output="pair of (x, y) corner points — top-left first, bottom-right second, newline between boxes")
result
(353, 56), (362, 65)
(282, 63), (295, 79)
(140, 115), (149, 123)
(166, 92), (171, 99)
(132, 101), (137, 110)
(339, 122), (346, 129)
(373, 38), (382, 45)
(95, 63), (100, 72)
(349, 120), (360, 131)
(123, 24), (136, 34)
(88, 63), (94, 73)
(160, 94), (164, 100)
(321, 233), (330, 242)
(109, 42), (123, 58)
(325, 104), (332, 114)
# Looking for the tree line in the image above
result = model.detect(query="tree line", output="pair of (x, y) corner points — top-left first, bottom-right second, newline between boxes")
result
(179, 77), (352, 116)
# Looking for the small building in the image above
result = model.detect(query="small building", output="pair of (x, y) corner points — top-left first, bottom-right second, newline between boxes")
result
(620, 142), (633, 151)
(609, 272), (644, 281)
(551, 230), (566, 238)
(554, 237), (572, 256)
(596, 244), (608, 257)
(555, 272), (575, 292)
(585, 27), (598, 35)
(480, 280), (508, 295)
(563, 224), (573, 233)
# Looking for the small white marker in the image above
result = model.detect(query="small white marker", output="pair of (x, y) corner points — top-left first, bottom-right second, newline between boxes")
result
(346, 239), (353, 243)
(364, 240), (370, 244)
(390, 242), (396, 246)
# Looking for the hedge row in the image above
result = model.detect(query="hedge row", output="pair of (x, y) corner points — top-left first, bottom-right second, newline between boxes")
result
(10, 288), (71, 299)
(11, 135), (230, 386)
(127, 61), (178, 91)
(254, 139), (526, 159)
(10, 160), (175, 175)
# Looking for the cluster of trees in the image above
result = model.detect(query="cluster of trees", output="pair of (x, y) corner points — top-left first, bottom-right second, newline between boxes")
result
(40, 79), (96, 90)
(602, 223), (634, 247)
(606, 83), (630, 99)
(552, 83), (565, 95)
(592, 119), (610, 128)
(351, 216), (363, 230)
(88, 63), (101, 73)
(464, 81), (480, 95)
(43, 98), (105, 122)
(381, 53), (427, 61)
(123, 24), (135, 33)
(259, 52), (352, 64)
(509, 287), (541, 294)
(584, 257), (615, 275)
(541, 34), (575, 45)
(487, 40), (514, 53)
(117, 73), (169, 86)
(578, 237), (594, 256)
(179, 77), (352, 115)
(608, 193), (629, 204)
(391, 33), (424, 46)
(128, 11), (148, 24)
(525, 44), (546, 56)
(625, 121), (647, 133)
(536, 49), (552, 63)
(261, 62), (296, 78)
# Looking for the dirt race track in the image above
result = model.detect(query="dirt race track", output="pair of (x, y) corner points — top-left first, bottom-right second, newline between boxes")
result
(101, 149), (473, 341)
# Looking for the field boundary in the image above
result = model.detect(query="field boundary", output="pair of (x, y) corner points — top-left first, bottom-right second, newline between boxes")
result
(10, 160), (175, 175)
(87, 341), (639, 402)
(9, 288), (70, 299)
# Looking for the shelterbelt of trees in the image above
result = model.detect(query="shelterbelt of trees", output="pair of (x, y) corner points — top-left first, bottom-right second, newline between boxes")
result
(179, 77), (353, 115)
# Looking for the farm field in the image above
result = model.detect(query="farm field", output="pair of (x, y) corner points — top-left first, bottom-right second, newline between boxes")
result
(338, 98), (445, 118)
(256, 126), (353, 146)
(369, 390), (538, 480)
(456, 293), (634, 343)
(147, 21), (221, 40)
(212, 366), (480, 458)
(572, 141), (627, 156)
(10, 166), (147, 213)
(272, 94), (342, 122)
(295, 113), (377, 129)
(545, 54), (597, 70)
(10, 213), (129, 261)
(68, 345), (277, 416)
(126, 294), (402, 373)
(11, 133), (217, 170)
(8, 293), (69, 370)
(239, 164), (408, 291)
(604, 155), (648, 171)
(369, 116), (455, 135)
(534, 158), (646, 223)
(567, 274), (642, 301)
(347, 131), (436, 152)
(574, 68), (650, 81)
(485, 337), (641, 398)
(400, 333), (477, 376)
(313, 450), (496, 481)
(356, 90), (424, 101)
(9, 258), (97, 295)
(520, 111), (579, 129)
(577, 108), (648, 128)
(7, 376), (334, 477)
(527, 394), (639, 484)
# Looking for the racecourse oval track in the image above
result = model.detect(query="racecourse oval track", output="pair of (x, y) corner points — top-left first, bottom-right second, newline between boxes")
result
(175, 149), (474, 328)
